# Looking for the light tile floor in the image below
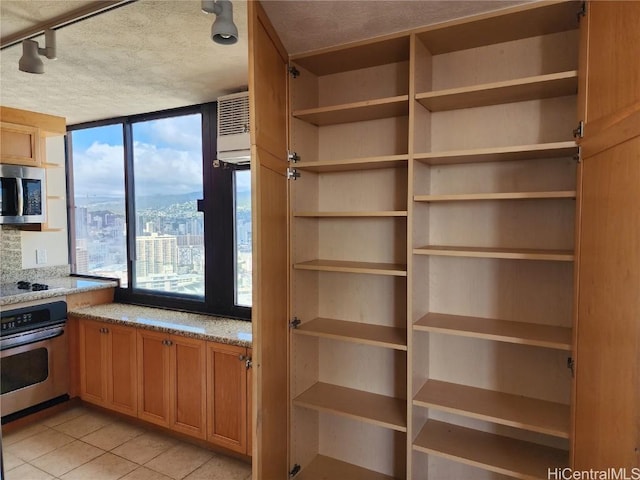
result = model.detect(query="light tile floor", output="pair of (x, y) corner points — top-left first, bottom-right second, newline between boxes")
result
(2, 406), (252, 480)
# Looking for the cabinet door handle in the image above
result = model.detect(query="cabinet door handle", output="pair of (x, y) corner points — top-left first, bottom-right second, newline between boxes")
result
(163, 339), (173, 346)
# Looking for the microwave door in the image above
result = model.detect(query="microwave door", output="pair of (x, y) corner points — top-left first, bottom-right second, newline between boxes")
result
(0, 177), (20, 216)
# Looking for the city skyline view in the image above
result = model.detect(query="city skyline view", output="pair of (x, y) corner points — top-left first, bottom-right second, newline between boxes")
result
(71, 115), (252, 308)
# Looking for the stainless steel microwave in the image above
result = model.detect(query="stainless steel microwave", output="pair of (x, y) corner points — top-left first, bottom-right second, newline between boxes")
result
(0, 164), (46, 224)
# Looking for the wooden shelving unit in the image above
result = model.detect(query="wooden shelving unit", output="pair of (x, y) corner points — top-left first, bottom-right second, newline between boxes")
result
(293, 318), (407, 351)
(414, 142), (577, 166)
(413, 380), (570, 437)
(413, 312), (572, 351)
(298, 455), (398, 480)
(416, 71), (577, 112)
(293, 382), (407, 432)
(288, 2), (580, 478)
(413, 246), (574, 262)
(414, 191), (576, 202)
(294, 211), (408, 218)
(294, 260), (407, 276)
(294, 155), (408, 173)
(413, 420), (568, 479)
(293, 95), (409, 126)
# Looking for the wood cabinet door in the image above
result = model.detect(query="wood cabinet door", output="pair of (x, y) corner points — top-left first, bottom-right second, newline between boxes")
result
(107, 324), (137, 416)
(572, 1), (640, 469)
(206, 342), (247, 453)
(78, 319), (107, 405)
(171, 335), (206, 439)
(248, 1), (290, 476)
(0, 122), (41, 166)
(137, 330), (171, 427)
(247, 347), (253, 457)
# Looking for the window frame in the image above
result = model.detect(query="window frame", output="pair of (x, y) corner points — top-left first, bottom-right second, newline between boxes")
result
(66, 102), (251, 320)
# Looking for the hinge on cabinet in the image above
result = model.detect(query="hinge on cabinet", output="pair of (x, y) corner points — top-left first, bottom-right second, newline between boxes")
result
(574, 145), (582, 163)
(288, 150), (300, 163)
(287, 167), (301, 180)
(577, 2), (587, 22)
(567, 357), (575, 378)
(288, 65), (300, 78)
(289, 317), (301, 329)
(573, 121), (584, 139)
(289, 464), (301, 477)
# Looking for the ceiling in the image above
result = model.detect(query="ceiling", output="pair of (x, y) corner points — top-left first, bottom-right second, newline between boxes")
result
(0, 0), (527, 125)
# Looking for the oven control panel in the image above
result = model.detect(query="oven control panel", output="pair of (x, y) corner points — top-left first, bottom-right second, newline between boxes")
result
(0, 301), (66, 336)
(2, 312), (38, 332)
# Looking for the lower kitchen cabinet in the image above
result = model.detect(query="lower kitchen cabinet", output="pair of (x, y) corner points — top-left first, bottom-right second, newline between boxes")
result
(78, 319), (137, 416)
(206, 341), (248, 454)
(137, 330), (207, 439)
(76, 317), (251, 453)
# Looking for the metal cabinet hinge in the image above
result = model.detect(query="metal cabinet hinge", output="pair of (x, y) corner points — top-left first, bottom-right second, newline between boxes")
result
(288, 151), (300, 163)
(289, 317), (301, 329)
(287, 167), (300, 180)
(289, 464), (301, 477)
(573, 121), (584, 139)
(574, 145), (582, 163)
(288, 65), (300, 78)
(567, 357), (575, 378)
(577, 2), (587, 22)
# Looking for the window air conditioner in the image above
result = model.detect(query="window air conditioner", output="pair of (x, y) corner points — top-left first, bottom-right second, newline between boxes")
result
(217, 91), (250, 165)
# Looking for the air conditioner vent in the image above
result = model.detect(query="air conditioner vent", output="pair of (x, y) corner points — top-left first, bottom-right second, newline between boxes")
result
(218, 92), (249, 137)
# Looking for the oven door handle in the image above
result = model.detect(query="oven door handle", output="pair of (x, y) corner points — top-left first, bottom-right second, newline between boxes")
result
(0, 326), (64, 351)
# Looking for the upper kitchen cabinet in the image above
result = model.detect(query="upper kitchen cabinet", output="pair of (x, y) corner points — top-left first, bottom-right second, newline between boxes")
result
(0, 106), (66, 167)
(0, 122), (41, 167)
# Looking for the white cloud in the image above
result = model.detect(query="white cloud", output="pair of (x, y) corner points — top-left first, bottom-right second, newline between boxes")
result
(73, 140), (203, 199)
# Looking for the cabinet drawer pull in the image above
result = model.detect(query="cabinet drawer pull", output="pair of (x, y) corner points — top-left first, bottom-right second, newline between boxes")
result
(163, 339), (173, 346)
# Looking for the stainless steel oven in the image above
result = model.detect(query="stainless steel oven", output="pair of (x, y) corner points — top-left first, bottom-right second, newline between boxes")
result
(0, 300), (68, 417)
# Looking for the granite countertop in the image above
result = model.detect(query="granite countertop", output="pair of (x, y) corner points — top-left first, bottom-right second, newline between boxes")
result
(0, 277), (118, 307)
(69, 303), (252, 348)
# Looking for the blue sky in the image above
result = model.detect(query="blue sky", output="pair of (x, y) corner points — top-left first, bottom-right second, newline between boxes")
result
(71, 114), (251, 198)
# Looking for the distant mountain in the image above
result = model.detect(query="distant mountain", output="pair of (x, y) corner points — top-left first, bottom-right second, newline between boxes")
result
(78, 190), (251, 212)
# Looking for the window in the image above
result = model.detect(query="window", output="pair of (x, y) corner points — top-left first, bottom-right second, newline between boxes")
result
(67, 104), (251, 319)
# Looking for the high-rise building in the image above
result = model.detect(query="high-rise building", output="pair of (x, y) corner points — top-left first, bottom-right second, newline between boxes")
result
(136, 233), (178, 277)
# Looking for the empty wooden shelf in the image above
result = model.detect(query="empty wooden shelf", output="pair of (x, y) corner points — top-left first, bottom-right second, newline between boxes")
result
(293, 318), (407, 351)
(413, 312), (572, 350)
(293, 95), (409, 126)
(413, 420), (568, 479)
(294, 260), (407, 276)
(294, 211), (408, 218)
(414, 142), (577, 166)
(414, 379), (569, 438)
(413, 246), (574, 262)
(414, 191), (576, 202)
(293, 155), (409, 173)
(416, 71), (578, 112)
(297, 455), (399, 480)
(293, 382), (407, 432)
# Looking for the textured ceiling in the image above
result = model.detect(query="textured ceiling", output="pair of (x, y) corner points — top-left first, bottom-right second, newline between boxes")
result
(0, 0), (530, 125)
(262, 1), (529, 55)
(0, 0), (249, 125)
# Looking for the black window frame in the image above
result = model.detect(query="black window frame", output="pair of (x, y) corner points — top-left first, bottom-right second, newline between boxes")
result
(66, 102), (251, 320)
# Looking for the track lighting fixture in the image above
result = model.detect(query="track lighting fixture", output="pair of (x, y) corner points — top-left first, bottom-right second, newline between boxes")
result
(201, 0), (238, 45)
(19, 29), (57, 74)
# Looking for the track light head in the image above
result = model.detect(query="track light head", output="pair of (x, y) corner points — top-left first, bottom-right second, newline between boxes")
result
(19, 40), (44, 74)
(201, 0), (238, 45)
(18, 30), (57, 74)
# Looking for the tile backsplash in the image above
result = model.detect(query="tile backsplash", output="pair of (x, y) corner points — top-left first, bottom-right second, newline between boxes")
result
(0, 225), (70, 283)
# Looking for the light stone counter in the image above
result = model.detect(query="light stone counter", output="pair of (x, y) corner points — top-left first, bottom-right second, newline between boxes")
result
(0, 277), (117, 307)
(69, 303), (252, 348)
